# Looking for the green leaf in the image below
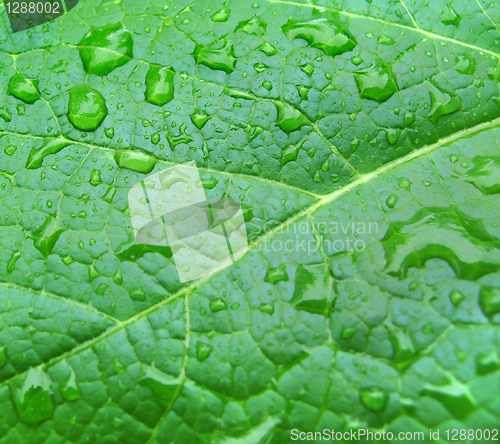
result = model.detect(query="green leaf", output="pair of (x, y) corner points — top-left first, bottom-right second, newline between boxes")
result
(0, 0), (499, 442)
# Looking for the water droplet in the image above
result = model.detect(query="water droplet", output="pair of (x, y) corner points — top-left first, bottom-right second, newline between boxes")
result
(196, 341), (212, 362)
(4, 145), (16, 155)
(151, 133), (160, 145)
(78, 24), (134, 76)
(258, 42), (277, 56)
(360, 389), (389, 412)
(190, 111), (210, 130)
(209, 298), (227, 312)
(355, 65), (398, 103)
(104, 127), (114, 139)
(479, 286), (500, 317)
(300, 62), (314, 77)
(114, 150), (157, 174)
(425, 79), (462, 125)
(253, 62), (268, 73)
(67, 85), (108, 132)
(282, 16), (356, 56)
(275, 103), (310, 134)
(448, 289), (465, 307)
(449, 154), (458, 163)
(313, 171), (323, 182)
(26, 139), (70, 169)
(96, 283), (108, 295)
(264, 264), (289, 284)
(14, 368), (53, 426)
(378, 35), (395, 45)
(130, 289), (146, 301)
(385, 128), (401, 145)
(398, 177), (412, 191)
(409, 281), (418, 291)
(351, 56), (363, 66)
(0, 106), (12, 122)
(259, 303), (274, 315)
(8, 74), (40, 104)
(89, 169), (102, 186)
(341, 326), (357, 339)
(440, 5), (461, 26)
(113, 269), (123, 285)
(145, 65), (175, 107)
(231, 302), (240, 310)
(475, 349), (500, 376)
(211, 8), (230, 22)
(262, 80), (273, 91)
(386, 194), (398, 208)
(195, 39), (236, 74)
(454, 55), (476, 75)
(7, 251), (21, 273)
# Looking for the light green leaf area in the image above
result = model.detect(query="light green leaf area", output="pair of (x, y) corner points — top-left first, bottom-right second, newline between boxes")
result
(0, 0), (499, 442)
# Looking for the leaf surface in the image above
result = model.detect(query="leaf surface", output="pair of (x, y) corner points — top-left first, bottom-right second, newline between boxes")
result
(0, 0), (499, 442)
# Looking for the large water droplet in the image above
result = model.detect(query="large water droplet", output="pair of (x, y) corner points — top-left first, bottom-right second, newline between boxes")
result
(8, 74), (41, 104)
(282, 15), (356, 57)
(78, 24), (134, 76)
(67, 85), (108, 132)
(355, 65), (398, 103)
(195, 39), (236, 74)
(145, 65), (174, 107)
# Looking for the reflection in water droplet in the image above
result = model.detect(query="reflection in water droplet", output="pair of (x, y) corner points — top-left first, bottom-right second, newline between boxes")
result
(78, 24), (134, 76)
(67, 85), (108, 132)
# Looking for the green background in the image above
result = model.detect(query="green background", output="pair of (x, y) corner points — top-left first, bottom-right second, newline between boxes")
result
(0, 0), (499, 442)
